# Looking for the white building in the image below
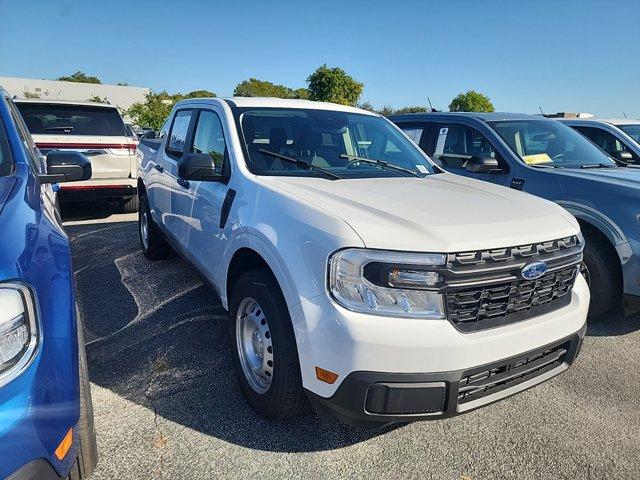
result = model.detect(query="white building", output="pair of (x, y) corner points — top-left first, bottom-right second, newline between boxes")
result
(0, 76), (150, 112)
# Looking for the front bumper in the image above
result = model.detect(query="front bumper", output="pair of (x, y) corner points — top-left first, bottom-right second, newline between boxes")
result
(292, 274), (589, 425)
(308, 325), (585, 428)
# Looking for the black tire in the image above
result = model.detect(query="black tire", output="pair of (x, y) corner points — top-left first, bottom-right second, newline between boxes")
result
(120, 195), (139, 214)
(582, 233), (621, 319)
(138, 190), (172, 261)
(228, 269), (307, 420)
(67, 318), (98, 480)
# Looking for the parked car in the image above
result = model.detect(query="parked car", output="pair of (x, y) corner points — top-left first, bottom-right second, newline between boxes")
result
(390, 112), (640, 319)
(15, 99), (140, 213)
(136, 98), (588, 427)
(0, 88), (97, 479)
(558, 118), (640, 164)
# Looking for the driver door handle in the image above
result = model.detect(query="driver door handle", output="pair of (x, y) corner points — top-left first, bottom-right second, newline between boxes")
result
(153, 163), (164, 173)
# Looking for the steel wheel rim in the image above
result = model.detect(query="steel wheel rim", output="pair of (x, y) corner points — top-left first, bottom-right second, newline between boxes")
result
(235, 297), (273, 394)
(140, 210), (149, 250)
(580, 262), (591, 287)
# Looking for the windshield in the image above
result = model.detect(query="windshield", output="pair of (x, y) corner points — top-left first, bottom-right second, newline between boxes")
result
(489, 119), (617, 168)
(618, 124), (640, 143)
(16, 103), (126, 137)
(0, 121), (12, 176)
(236, 107), (434, 179)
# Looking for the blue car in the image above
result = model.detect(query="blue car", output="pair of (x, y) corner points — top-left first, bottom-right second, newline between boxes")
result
(0, 89), (97, 479)
(390, 112), (640, 319)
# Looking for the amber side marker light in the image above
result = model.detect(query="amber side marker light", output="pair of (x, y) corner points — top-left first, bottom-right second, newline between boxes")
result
(55, 428), (73, 460)
(315, 366), (339, 384)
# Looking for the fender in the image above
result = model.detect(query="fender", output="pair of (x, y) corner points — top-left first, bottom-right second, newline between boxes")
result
(558, 200), (628, 247)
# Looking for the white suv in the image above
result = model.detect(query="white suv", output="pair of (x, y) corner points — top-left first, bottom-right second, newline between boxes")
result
(136, 97), (589, 427)
(16, 99), (139, 212)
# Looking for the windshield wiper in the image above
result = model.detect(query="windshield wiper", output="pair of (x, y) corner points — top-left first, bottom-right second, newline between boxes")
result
(580, 163), (616, 169)
(258, 149), (343, 180)
(340, 154), (423, 178)
(529, 164), (564, 169)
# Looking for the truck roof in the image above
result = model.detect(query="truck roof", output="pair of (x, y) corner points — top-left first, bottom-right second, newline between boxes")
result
(12, 98), (117, 109)
(388, 111), (541, 122)
(557, 117), (640, 126)
(176, 97), (379, 116)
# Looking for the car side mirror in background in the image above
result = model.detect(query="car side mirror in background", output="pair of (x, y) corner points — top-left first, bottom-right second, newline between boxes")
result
(612, 150), (634, 162)
(38, 151), (92, 184)
(465, 155), (501, 174)
(177, 152), (226, 182)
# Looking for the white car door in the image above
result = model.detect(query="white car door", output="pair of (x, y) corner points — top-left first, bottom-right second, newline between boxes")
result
(184, 106), (232, 284)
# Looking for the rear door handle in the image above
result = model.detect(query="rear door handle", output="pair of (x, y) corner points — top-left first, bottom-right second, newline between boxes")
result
(153, 164), (164, 173)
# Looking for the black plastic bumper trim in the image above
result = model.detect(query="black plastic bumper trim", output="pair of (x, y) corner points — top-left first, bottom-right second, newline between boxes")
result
(623, 293), (640, 316)
(6, 459), (63, 480)
(306, 323), (586, 429)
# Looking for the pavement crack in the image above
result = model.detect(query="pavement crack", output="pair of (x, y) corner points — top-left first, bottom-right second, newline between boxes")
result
(144, 348), (172, 480)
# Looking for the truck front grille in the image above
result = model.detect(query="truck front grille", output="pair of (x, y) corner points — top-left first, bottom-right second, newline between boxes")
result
(442, 236), (582, 332)
(458, 340), (571, 404)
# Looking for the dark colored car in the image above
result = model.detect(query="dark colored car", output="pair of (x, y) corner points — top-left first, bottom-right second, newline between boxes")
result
(390, 112), (640, 319)
(0, 88), (97, 479)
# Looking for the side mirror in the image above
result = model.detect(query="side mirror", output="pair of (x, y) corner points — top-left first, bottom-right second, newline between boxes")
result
(39, 151), (92, 184)
(178, 152), (226, 182)
(465, 155), (501, 174)
(612, 150), (633, 162)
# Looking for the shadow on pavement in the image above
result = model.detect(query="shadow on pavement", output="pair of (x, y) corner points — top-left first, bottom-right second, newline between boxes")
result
(586, 306), (640, 337)
(61, 201), (121, 222)
(67, 219), (392, 453)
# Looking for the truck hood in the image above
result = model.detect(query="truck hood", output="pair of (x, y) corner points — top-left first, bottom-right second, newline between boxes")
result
(263, 173), (579, 252)
(553, 166), (640, 189)
(0, 177), (16, 217)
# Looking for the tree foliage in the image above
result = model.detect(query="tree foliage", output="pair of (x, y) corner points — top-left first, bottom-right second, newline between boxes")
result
(358, 103), (429, 116)
(23, 91), (40, 99)
(125, 89), (216, 129)
(449, 90), (495, 112)
(233, 78), (308, 99)
(307, 65), (363, 106)
(57, 71), (102, 84)
(86, 95), (108, 103)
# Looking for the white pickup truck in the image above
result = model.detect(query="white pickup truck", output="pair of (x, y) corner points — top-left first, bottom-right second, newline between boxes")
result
(136, 97), (589, 427)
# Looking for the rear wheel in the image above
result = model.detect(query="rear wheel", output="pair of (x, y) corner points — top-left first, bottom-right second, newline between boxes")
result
(582, 232), (621, 319)
(139, 190), (172, 260)
(67, 318), (98, 480)
(228, 269), (307, 420)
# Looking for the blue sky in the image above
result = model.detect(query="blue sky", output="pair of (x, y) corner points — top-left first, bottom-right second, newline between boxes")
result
(1, 0), (639, 117)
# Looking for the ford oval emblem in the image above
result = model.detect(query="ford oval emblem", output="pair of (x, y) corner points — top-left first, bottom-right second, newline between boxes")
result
(521, 261), (548, 280)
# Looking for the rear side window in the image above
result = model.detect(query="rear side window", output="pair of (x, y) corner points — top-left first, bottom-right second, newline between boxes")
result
(167, 110), (193, 155)
(15, 103), (126, 136)
(0, 121), (12, 176)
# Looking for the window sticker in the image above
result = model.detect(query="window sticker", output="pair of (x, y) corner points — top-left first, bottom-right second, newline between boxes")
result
(434, 127), (448, 156)
(416, 165), (429, 174)
(522, 153), (553, 165)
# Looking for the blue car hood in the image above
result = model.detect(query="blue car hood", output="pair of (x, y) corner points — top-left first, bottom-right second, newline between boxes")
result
(555, 166), (640, 189)
(0, 177), (16, 216)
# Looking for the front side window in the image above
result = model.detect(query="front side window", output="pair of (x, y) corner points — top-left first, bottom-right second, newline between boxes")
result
(431, 124), (505, 172)
(191, 110), (226, 173)
(167, 110), (192, 155)
(489, 120), (617, 169)
(15, 103), (126, 137)
(237, 108), (434, 179)
(618, 124), (640, 143)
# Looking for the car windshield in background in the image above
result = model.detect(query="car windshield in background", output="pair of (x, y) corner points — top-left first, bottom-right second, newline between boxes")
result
(0, 122), (12, 176)
(489, 119), (617, 169)
(618, 124), (640, 143)
(237, 108), (433, 179)
(16, 103), (126, 136)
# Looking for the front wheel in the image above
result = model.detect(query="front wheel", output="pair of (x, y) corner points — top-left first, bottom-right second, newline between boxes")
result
(582, 233), (621, 319)
(228, 269), (307, 420)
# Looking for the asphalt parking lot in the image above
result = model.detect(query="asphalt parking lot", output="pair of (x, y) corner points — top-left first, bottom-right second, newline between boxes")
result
(63, 204), (640, 480)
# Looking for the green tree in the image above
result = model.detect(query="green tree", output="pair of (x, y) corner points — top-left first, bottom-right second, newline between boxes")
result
(449, 90), (495, 112)
(87, 95), (108, 103)
(57, 71), (102, 84)
(233, 78), (307, 99)
(393, 106), (428, 115)
(306, 65), (363, 106)
(126, 89), (217, 130)
(23, 91), (40, 99)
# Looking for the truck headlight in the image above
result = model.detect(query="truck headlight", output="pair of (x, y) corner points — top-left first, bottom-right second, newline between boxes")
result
(0, 284), (39, 387)
(329, 249), (446, 318)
